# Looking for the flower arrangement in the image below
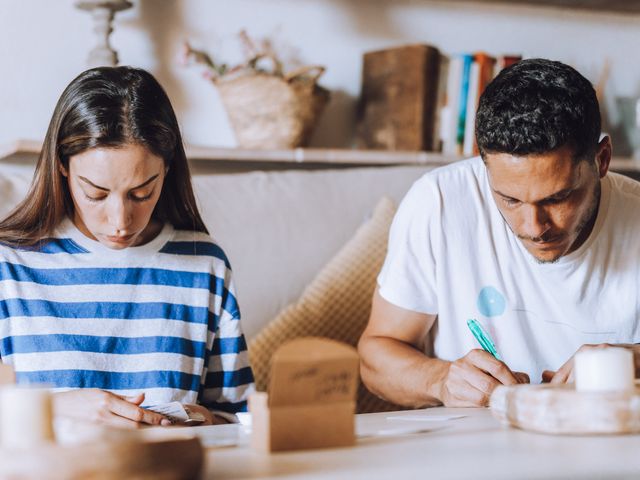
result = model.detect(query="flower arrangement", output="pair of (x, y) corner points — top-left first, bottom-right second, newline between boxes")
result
(179, 31), (330, 149)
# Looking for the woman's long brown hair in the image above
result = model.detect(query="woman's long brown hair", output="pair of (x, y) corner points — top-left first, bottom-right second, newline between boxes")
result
(0, 66), (208, 246)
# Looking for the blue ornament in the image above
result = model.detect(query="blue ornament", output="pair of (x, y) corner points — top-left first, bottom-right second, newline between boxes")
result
(476, 286), (506, 317)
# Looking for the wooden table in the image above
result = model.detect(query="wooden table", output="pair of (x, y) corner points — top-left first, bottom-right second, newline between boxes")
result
(196, 407), (640, 479)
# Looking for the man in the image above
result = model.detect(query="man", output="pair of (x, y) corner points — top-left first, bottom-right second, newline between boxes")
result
(358, 58), (640, 408)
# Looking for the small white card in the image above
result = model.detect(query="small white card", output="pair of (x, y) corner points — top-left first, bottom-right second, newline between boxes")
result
(146, 401), (206, 424)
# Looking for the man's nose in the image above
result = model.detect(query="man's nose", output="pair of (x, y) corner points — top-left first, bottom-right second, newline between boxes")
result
(522, 205), (551, 240)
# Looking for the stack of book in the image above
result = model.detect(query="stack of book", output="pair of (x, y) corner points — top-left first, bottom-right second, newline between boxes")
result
(440, 53), (522, 157)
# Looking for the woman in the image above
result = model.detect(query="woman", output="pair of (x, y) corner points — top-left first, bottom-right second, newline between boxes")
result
(0, 66), (254, 427)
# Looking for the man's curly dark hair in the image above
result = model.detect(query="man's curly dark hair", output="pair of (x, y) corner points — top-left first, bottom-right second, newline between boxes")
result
(475, 58), (601, 163)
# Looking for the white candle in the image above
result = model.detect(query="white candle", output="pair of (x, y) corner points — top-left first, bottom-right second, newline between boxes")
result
(574, 347), (635, 392)
(0, 386), (55, 448)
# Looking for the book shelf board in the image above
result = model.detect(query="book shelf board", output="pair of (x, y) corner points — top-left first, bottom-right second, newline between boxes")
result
(1, 139), (638, 172)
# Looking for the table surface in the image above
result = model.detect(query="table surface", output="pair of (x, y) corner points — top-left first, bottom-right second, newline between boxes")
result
(191, 407), (640, 479)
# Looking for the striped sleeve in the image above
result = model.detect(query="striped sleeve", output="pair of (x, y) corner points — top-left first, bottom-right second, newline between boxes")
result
(199, 257), (254, 415)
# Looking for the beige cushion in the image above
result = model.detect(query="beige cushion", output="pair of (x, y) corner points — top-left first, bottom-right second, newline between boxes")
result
(248, 196), (403, 413)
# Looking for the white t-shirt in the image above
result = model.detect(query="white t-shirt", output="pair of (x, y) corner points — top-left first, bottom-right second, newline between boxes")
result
(378, 157), (640, 382)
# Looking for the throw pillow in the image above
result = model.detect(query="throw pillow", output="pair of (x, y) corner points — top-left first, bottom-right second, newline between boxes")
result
(248, 196), (403, 413)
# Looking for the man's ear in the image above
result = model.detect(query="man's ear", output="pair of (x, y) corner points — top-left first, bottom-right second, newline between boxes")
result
(595, 136), (612, 179)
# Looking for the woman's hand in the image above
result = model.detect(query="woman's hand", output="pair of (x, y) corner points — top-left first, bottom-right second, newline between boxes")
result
(53, 390), (170, 428)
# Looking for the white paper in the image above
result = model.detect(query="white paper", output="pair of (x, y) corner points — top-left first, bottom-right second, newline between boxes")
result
(385, 414), (466, 422)
(358, 426), (438, 437)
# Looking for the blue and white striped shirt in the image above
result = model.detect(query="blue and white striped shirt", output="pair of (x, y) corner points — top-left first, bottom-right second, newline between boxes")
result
(0, 218), (254, 415)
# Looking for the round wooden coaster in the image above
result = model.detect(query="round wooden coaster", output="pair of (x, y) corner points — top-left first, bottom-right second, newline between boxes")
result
(0, 429), (204, 479)
(490, 382), (640, 435)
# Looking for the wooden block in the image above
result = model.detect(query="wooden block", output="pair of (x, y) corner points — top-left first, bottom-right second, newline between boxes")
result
(250, 337), (359, 452)
(357, 44), (441, 151)
(490, 381), (640, 435)
(250, 392), (355, 452)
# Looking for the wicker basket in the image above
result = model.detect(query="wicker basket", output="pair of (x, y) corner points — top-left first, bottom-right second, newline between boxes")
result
(215, 65), (330, 149)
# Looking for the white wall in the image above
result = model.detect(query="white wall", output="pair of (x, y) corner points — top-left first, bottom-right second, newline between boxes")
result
(2, 0), (640, 153)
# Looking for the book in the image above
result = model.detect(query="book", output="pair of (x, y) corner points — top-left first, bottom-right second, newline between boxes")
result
(464, 52), (496, 156)
(356, 44), (441, 151)
(441, 55), (463, 156)
(463, 60), (480, 157)
(456, 54), (474, 152)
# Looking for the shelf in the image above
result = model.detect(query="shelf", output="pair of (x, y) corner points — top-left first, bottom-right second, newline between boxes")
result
(0, 139), (41, 162)
(448, 0), (640, 14)
(186, 144), (459, 166)
(0, 139), (459, 168)
(1, 139), (638, 174)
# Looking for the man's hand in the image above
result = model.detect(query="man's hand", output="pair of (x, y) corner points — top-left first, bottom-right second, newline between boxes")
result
(53, 390), (170, 428)
(437, 349), (530, 407)
(360, 289), (530, 408)
(543, 343), (640, 384)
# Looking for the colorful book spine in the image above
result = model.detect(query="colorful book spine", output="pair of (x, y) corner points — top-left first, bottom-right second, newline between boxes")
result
(441, 55), (463, 155)
(494, 54), (522, 77)
(464, 52), (496, 156)
(442, 51), (520, 156)
(463, 60), (480, 157)
(456, 54), (473, 151)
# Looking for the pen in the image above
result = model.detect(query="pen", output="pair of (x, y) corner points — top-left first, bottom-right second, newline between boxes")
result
(466, 318), (503, 361)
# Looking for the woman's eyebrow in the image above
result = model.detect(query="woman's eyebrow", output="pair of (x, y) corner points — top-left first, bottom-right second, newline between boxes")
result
(78, 174), (160, 191)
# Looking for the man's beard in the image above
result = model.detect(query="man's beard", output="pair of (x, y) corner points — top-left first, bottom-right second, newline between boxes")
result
(527, 183), (601, 265)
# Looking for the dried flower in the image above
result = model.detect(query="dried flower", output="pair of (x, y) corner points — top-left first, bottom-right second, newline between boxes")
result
(180, 31), (315, 84)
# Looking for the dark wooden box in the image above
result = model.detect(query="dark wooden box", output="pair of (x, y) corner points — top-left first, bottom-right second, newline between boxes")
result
(357, 44), (441, 151)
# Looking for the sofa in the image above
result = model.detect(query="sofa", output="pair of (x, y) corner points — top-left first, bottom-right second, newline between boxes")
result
(5, 153), (640, 413)
(0, 155), (435, 410)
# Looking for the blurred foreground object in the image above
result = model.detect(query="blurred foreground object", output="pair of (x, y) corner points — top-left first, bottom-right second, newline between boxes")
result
(491, 382), (640, 434)
(0, 364), (202, 479)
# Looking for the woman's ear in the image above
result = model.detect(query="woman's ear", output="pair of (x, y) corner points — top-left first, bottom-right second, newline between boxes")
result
(58, 162), (69, 178)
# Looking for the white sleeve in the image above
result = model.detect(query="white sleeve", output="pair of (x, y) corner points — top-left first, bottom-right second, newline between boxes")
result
(377, 177), (441, 315)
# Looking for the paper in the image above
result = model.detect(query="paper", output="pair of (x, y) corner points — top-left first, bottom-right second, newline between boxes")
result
(386, 414), (466, 422)
(146, 402), (205, 424)
(191, 424), (245, 448)
(357, 426), (439, 437)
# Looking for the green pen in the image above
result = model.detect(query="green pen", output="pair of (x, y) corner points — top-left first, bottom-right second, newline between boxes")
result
(467, 318), (503, 361)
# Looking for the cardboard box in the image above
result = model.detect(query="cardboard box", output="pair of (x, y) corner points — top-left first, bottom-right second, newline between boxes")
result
(249, 337), (359, 452)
